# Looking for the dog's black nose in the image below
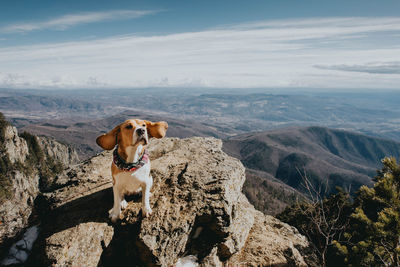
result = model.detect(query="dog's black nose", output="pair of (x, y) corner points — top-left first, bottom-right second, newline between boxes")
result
(136, 128), (145, 136)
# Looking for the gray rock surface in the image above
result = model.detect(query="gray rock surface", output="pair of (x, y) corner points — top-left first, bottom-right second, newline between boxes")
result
(45, 223), (114, 266)
(0, 126), (79, 259)
(3, 125), (29, 164)
(0, 170), (39, 249)
(0, 126), (39, 249)
(228, 211), (319, 267)
(37, 136), (79, 166)
(28, 137), (318, 266)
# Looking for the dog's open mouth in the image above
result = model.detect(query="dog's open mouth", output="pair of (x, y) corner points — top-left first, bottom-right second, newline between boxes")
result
(138, 136), (148, 145)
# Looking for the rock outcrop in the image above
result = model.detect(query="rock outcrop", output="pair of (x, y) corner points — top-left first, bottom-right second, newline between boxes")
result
(2, 125), (29, 164)
(0, 125), (79, 258)
(2, 124), (79, 167)
(36, 136), (79, 167)
(228, 211), (318, 266)
(0, 126), (38, 250)
(28, 137), (318, 266)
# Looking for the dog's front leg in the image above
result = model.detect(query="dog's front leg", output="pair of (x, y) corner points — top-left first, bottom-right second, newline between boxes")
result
(141, 175), (153, 217)
(109, 185), (122, 223)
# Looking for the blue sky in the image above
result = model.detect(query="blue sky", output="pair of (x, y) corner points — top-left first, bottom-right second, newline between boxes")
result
(1, 0), (400, 89)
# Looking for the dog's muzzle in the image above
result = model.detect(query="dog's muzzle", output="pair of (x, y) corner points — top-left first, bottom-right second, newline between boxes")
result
(136, 128), (145, 136)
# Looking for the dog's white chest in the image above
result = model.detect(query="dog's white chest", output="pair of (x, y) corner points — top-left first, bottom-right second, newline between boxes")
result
(114, 161), (151, 194)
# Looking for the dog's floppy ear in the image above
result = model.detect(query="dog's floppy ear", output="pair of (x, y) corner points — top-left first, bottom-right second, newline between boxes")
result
(96, 124), (121, 150)
(145, 120), (168, 139)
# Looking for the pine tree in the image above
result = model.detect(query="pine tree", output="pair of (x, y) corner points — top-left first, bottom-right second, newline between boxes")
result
(336, 157), (400, 266)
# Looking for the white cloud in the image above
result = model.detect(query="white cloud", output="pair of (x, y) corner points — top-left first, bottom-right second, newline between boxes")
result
(0, 10), (158, 33)
(314, 62), (400, 74)
(0, 17), (400, 89)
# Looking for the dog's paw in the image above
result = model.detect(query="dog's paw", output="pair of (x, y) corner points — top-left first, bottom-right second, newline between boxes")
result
(109, 212), (119, 223)
(142, 207), (152, 218)
(109, 209), (120, 223)
(120, 199), (128, 210)
(110, 215), (119, 223)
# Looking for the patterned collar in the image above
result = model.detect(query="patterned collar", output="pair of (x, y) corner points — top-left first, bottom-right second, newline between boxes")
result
(113, 146), (149, 172)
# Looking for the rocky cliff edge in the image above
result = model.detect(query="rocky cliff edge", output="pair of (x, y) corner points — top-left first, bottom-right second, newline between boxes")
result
(27, 137), (318, 266)
(0, 125), (79, 260)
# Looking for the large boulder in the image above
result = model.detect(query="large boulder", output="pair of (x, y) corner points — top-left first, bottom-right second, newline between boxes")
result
(27, 137), (317, 266)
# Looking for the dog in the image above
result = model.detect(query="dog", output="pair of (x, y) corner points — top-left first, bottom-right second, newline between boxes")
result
(96, 119), (168, 222)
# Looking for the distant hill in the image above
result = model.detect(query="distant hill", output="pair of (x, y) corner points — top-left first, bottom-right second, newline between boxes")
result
(3, 88), (400, 142)
(21, 110), (227, 159)
(223, 126), (400, 213)
(0, 95), (109, 121)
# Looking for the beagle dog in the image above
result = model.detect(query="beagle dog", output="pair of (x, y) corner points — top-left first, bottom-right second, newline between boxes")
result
(96, 119), (168, 223)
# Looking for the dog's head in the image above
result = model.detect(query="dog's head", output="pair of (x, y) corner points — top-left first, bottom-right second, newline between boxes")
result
(96, 119), (168, 150)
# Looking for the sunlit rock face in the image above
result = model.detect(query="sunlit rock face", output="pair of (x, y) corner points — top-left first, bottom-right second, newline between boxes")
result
(25, 137), (318, 267)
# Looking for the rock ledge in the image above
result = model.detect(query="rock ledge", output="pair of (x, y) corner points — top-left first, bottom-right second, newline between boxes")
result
(29, 137), (317, 266)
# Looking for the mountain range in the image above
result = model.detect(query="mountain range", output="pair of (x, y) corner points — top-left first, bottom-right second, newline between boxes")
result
(223, 126), (400, 213)
(2, 89), (400, 142)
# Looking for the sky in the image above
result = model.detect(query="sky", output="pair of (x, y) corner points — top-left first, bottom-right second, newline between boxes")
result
(0, 0), (400, 90)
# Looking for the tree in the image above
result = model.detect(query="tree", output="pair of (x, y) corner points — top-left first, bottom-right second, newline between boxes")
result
(335, 157), (400, 266)
(279, 157), (400, 266)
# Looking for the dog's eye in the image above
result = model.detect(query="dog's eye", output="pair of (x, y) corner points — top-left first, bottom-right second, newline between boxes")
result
(142, 124), (146, 127)
(125, 125), (133, 129)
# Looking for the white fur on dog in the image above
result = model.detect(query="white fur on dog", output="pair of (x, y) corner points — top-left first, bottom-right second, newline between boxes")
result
(108, 142), (153, 222)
